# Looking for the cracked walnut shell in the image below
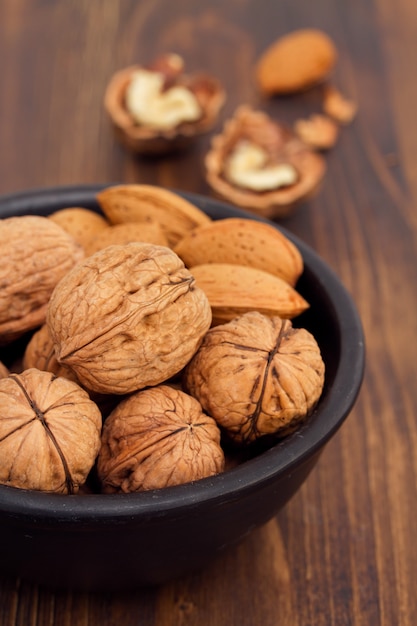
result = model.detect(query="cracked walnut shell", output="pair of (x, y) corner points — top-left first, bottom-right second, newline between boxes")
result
(205, 106), (326, 218)
(0, 368), (102, 493)
(184, 311), (325, 445)
(47, 242), (212, 395)
(97, 385), (225, 492)
(104, 53), (225, 154)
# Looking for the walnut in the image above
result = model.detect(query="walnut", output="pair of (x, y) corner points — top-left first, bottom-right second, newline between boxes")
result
(47, 242), (212, 395)
(0, 360), (9, 379)
(0, 368), (102, 493)
(205, 106), (326, 218)
(97, 385), (225, 492)
(0, 215), (84, 345)
(23, 323), (79, 383)
(183, 311), (325, 445)
(104, 53), (225, 154)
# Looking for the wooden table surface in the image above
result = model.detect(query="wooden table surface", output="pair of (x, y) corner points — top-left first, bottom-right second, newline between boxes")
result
(1, 1), (417, 624)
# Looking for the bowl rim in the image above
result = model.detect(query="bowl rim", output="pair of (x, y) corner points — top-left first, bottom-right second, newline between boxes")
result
(0, 184), (365, 522)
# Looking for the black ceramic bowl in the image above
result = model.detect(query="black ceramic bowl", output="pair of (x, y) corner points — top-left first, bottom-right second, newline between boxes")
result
(0, 185), (365, 591)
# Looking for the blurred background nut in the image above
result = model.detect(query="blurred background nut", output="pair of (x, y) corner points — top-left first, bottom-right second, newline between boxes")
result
(97, 385), (225, 493)
(47, 242), (212, 395)
(0, 368), (102, 493)
(294, 114), (339, 150)
(205, 106), (326, 218)
(0, 215), (84, 345)
(256, 28), (338, 95)
(184, 311), (325, 445)
(104, 53), (225, 154)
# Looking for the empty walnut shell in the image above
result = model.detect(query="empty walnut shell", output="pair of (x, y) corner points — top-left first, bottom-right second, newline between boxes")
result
(0, 368), (102, 493)
(47, 242), (212, 395)
(104, 53), (226, 154)
(97, 385), (225, 492)
(205, 105), (326, 218)
(184, 311), (325, 445)
(0, 215), (84, 345)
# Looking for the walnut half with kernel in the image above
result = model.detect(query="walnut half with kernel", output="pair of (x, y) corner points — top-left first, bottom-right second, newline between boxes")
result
(205, 106), (326, 218)
(97, 385), (225, 493)
(184, 311), (325, 445)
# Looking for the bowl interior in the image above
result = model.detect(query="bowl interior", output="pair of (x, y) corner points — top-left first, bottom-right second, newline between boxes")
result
(0, 184), (365, 520)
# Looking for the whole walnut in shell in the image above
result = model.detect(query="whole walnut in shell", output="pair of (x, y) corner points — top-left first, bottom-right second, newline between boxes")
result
(0, 368), (102, 493)
(0, 215), (84, 345)
(97, 385), (225, 492)
(47, 243), (212, 395)
(184, 311), (325, 445)
(0, 360), (9, 379)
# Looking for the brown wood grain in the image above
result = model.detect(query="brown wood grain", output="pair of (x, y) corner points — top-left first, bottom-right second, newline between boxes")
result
(1, 0), (417, 624)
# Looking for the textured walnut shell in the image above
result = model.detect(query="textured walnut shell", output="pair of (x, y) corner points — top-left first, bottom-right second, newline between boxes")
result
(97, 385), (225, 492)
(0, 360), (9, 379)
(23, 323), (79, 382)
(104, 60), (225, 155)
(0, 368), (102, 493)
(97, 184), (211, 247)
(256, 29), (337, 95)
(184, 311), (325, 445)
(0, 215), (84, 345)
(205, 106), (326, 218)
(23, 324), (120, 418)
(47, 243), (212, 395)
(174, 217), (303, 285)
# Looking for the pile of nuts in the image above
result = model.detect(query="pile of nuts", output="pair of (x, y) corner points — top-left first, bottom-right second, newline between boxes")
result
(104, 29), (356, 218)
(0, 184), (325, 495)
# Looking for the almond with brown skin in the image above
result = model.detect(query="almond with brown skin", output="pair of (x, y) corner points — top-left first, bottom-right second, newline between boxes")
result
(256, 29), (337, 95)
(190, 263), (309, 325)
(49, 207), (109, 250)
(174, 217), (303, 286)
(84, 220), (168, 256)
(96, 184), (211, 247)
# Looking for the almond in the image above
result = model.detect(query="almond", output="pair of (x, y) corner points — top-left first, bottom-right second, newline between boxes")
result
(256, 29), (337, 95)
(174, 217), (303, 286)
(96, 184), (211, 247)
(190, 263), (309, 325)
(84, 220), (168, 256)
(49, 207), (109, 250)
